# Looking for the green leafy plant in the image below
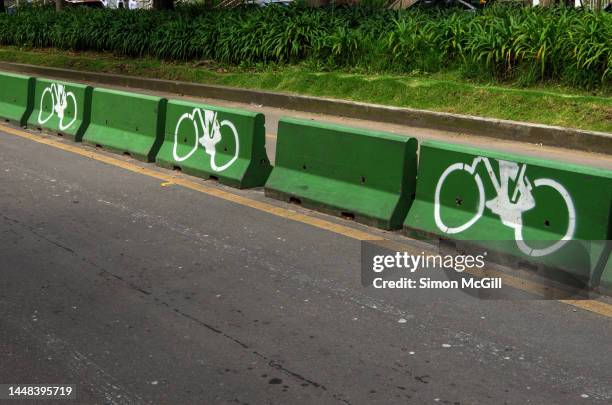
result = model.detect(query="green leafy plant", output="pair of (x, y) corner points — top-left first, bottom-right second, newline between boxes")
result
(0, 4), (609, 89)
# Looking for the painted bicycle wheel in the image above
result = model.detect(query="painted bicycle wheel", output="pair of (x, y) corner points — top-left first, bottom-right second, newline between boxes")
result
(434, 162), (486, 234)
(173, 110), (201, 163)
(515, 178), (576, 257)
(37, 86), (55, 125)
(209, 119), (239, 173)
(58, 91), (78, 131)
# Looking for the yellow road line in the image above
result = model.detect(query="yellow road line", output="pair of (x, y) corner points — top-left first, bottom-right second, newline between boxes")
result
(559, 300), (612, 317)
(376, 239), (611, 310)
(2, 124), (611, 318)
(464, 267), (612, 317)
(0, 125), (382, 242)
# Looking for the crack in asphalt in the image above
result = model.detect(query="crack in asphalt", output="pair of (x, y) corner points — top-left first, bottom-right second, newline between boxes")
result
(2, 213), (353, 404)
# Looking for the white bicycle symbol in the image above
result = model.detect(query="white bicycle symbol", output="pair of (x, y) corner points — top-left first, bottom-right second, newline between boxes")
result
(38, 83), (78, 131)
(434, 157), (576, 257)
(173, 108), (239, 173)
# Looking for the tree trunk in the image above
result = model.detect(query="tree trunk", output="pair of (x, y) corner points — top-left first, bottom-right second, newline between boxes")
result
(306, 0), (330, 6)
(0, 0), (5, 13)
(152, 0), (174, 10)
(55, 0), (64, 11)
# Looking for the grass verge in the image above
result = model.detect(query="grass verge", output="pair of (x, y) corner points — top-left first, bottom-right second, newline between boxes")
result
(1, 46), (611, 133)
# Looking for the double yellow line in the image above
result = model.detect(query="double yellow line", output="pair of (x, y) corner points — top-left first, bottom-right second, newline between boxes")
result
(2, 123), (611, 318)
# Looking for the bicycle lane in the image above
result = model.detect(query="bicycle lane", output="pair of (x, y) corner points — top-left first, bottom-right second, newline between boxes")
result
(0, 125), (611, 404)
(15, 72), (612, 170)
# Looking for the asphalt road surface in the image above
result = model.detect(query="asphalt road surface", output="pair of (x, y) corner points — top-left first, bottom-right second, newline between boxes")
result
(0, 124), (611, 405)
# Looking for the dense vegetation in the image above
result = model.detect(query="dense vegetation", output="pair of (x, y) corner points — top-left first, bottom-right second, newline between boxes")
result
(0, 5), (610, 89)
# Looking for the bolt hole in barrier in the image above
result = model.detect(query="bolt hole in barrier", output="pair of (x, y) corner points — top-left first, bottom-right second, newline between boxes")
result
(27, 78), (92, 142)
(155, 99), (272, 189)
(82, 88), (167, 163)
(342, 212), (356, 220)
(265, 117), (418, 230)
(0, 71), (34, 126)
(404, 140), (612, 288)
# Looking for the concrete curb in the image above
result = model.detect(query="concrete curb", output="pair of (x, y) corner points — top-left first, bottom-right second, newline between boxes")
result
(1, 61), (611, 155)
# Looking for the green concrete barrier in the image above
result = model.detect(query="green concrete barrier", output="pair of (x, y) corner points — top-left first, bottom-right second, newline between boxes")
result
(593, 240), (612, 292)
(156, 100), (272, 188)
(600, 247), (612, 292)
(27, 78), (92, 141)
(265, 117), (418, 230)
(404, 140), (612, 284)
(0, 71), (34, 126)
(82, 88), (166, 162)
